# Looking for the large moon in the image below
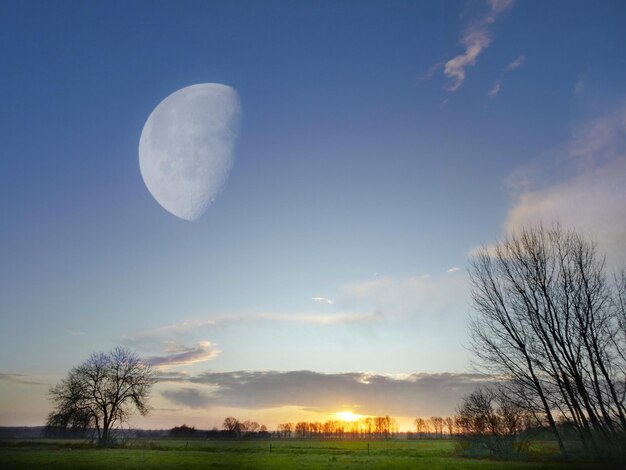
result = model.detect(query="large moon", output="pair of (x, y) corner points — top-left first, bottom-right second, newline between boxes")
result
(139, 83), (241, 221)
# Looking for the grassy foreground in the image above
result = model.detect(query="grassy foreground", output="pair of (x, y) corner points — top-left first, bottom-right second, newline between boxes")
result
(0, 438), (606, 469)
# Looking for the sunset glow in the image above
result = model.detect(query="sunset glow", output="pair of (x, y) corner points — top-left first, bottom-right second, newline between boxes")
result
(335, 411), (364, 422)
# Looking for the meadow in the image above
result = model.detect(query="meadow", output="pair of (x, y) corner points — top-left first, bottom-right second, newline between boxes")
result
(0, 438), (608, 469)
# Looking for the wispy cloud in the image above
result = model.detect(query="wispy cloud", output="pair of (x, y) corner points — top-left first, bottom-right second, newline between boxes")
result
(443, 0), (515, 91)
(417, 61), (444, 82)
(159, 370), (489, 416)
(447, 267), (461, 273)
(488, 54), (523, 98)
(488, 80), (501, 98)
(258, 311), (382, 326)
(0, 373), (47, 386)
(147, 341), (220, 368)
(122, 320), (217, 350)
(125, 310), (379, 351)
(311, 296), (334, 305)
(505, 54), (525, 70)
(574, 77), (585, 95)
(502, 104), (626, 265)
(337, 273), (467, 321)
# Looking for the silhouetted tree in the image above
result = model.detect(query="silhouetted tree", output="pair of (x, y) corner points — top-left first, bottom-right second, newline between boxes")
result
(242, 420), (260, 434)
(444, 416), (455, 437)
(46, 347), (156, 446)
(469, 225), (626, 459)
(413, 417), (427, 437)
(277, 422), (293, 438)
(170, 424), (198, 438)
(429, 416), (444, 438)
(455, 386), (532, 457)
(223, 416), (242, 437)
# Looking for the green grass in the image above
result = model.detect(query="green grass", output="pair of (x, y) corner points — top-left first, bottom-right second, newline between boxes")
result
(0, 438), (605, 469)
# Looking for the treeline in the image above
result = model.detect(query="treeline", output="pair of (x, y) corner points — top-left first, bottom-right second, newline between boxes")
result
(169, 422), (270, 439)
(221, 417), (269, 437)
(276, 416), (399, 439)
(167, 408), (536, 442)
(411, 396), (537, 440)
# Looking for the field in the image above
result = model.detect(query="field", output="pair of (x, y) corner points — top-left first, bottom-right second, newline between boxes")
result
(0, 438), (608, 469)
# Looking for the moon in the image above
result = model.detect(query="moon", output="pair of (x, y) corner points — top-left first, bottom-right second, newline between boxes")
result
(139, 83), (241, 221)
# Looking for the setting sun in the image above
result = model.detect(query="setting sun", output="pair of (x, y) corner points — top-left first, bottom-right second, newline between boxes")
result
(335, 411), (364, 422)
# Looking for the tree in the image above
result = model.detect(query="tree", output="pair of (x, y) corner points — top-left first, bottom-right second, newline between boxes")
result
(223, 416), (241, 436)
(277, 422), (293, 438)
(242, 420), (260, 435)
(46, 346), (156, 446)
(170, 424), (198, 438)
(295, 421), (308, 438)
(456, 388), (503, 436)
(413, 417), (427, 437)
(469, 225), (626, 459)
(455, 387), (530, 457)
(429, 416), (444, 438)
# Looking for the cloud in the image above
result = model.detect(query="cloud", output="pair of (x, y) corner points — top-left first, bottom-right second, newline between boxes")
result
(161, 387), (213, 409)
(574, 78), (585, 95)
(503, 105), (626, 265)
(159, 370), (489, 416)
(257, 311), (381, 326)
(505, 55), (525, 70)
(122, 320), (217, 351)
(486, 54), (523, 99)
(155, 370), (192, 382)
(443, 0), (515, 91)
(337, 274), (467, 320)
(311, 296), (334, 305)
(0, 373), (46, 386)
(488, 80), (501, 98)
(444, 30), (490, 92)
(125, 310), (380, 349)
(147, 341), (221, 368)
(447, 267), (461, 273)
(417, 61), (444, 82)
(488, 0), (515, 12)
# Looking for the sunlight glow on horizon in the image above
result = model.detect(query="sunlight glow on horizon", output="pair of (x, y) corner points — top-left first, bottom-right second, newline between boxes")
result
(334, 411), (365, 422)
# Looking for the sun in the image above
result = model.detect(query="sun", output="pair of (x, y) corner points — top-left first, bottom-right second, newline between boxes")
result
(335, 411), (363, 422)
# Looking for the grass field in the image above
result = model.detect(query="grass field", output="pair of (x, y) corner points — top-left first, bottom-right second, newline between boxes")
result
(0, 438), (608, 469)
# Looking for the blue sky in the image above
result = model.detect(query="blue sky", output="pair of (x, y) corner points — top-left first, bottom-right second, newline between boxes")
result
(1, 0), (626, 429)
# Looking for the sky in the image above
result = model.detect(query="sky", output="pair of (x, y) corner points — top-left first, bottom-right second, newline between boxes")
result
(1, 0), (626, 431)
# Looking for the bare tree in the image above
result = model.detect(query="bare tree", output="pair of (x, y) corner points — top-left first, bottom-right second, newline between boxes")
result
(277, 422), (293, 438)
(429, 416), (444, 438)
(413, 417), (427, 437)
(456, 388), (500, 436)
(295, 421), (308, 438)
(223, 416), (241, 437)
(243, 420), (260, 434)
(46, 347), (156, 446)
(469, 225), (626, 459)
(455, 387), (531, 457)
(444, 416), (455, 437)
